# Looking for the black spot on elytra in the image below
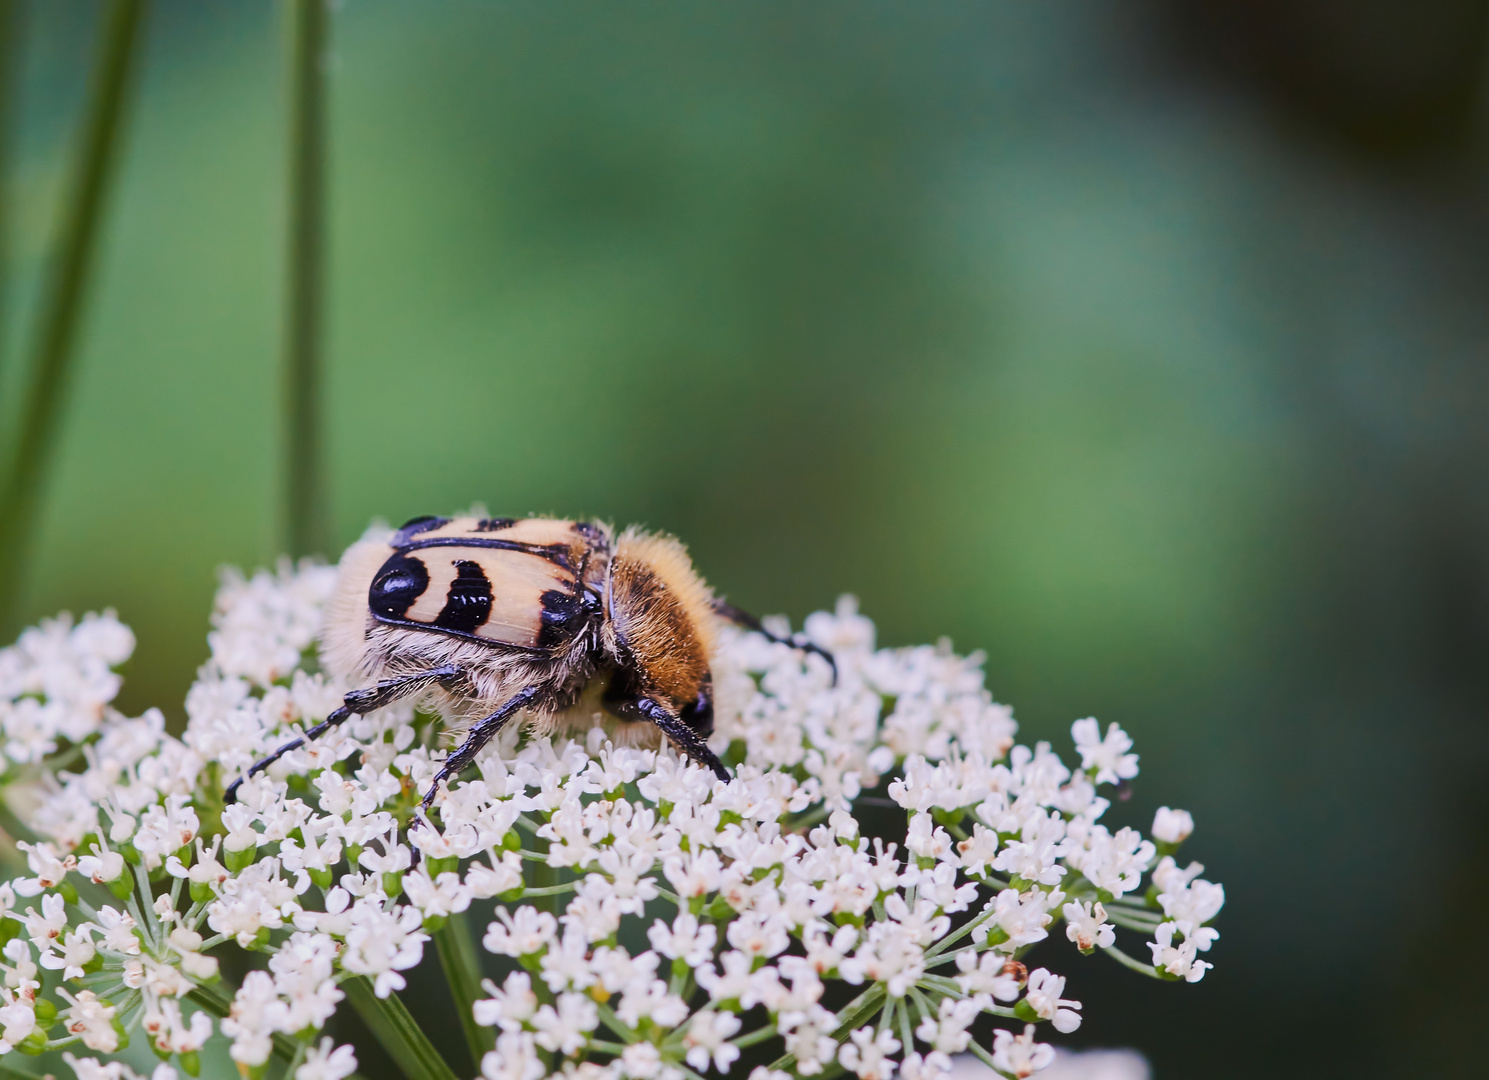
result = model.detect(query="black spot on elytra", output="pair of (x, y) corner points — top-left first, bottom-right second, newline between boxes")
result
(394, 516), (449, 546)
(369, 553), (429, 619)
(435, 560), (493, 634)
(476, 518), (516, 532)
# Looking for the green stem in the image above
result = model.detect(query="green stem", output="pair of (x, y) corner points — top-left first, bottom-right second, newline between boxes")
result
(924, 898), (1000, 961)
(1104, 943), (1166, 980)
(519, 881), (577, 898)
(433, 912), (495, 1064)
(594, 1000), (638, 1044)
(906, 985), (934, 1027)
(0, 0), (146, 632)
(587, 1040), (631, 1056)
(967, 1036), (1004, 1074)
(785, 803), (832, 832)
(897, 994), (915, 1051)
(0, 793), (35, 848)
(128, 857), (158, 949)
(1105, 910), (1163, 932)
(768, 983), (886, 1072)
(343, 975), (460, 1080)
(282, 1037), (309, 1080)
(0, 0), (16, 385)
(281, 0), (330, 558)
(730, 1024), (777, 1050)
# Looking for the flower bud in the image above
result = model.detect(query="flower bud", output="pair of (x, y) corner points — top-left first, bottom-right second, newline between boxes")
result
(1151, 807), (1193, 846)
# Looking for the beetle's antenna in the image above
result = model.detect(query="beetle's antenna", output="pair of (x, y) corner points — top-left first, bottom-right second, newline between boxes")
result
(712, 599), (838, 684)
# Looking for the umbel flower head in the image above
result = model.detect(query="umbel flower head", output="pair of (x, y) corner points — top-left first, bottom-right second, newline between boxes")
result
(0, 549), (1222, 1080)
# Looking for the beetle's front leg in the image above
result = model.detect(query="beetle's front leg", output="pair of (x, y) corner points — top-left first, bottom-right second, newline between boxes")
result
(224, 664), (463, 803)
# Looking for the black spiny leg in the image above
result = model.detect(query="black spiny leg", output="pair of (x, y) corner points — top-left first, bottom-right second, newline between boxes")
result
(712, 598), (838, 684)
(634, 697), (731, 783)
(417, 685), (543, 819)
(225, 664), (463, 803)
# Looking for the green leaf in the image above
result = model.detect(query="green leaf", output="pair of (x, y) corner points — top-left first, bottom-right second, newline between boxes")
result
(434, 912), (495, 1066)
(0, 0), (148, 632)
(344, 975), (460, 1080)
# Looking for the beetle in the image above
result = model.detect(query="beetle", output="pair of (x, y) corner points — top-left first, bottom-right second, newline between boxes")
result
(225, 515), (833, 817)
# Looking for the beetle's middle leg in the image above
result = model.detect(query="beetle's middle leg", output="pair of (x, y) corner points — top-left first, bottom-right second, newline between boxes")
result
(225, 664), (463, 803)
(417, 684), (545, 819)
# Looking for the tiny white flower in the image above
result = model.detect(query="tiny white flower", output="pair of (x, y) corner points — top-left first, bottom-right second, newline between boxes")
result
(1062, 900), (1115, 952)
(990, 1024), (1056, 1078)
(914, 996), (981, 1053)
(484, 905), (558, 957)
(838, 1025), (899, 1080)
(474, 971), (538, 1031)
(38, 928), (96, 980)
(403, 868), (473, 919)
(648, 912), (717, 967)
(1149, 922), (1212, 983)
(58, 988), (118, 1052)
(684, 1010), (743, 1072)
(297, 1037), (359, 1080)
(76, 843), (125, 884)
(481, 1032), (546, 1080)
(532, 992), (598, 1055)
(1151, 806), (1193, 844)
(898, 1052), (952, 1080)
(1023, 968), (1083, 1033)
(620, 1041), (662, 1079)
(1070, 719), (1139, 786)
(975, 888), (1062, 952)
(954, 949), (1022, 1001)
(61, 1054), (152, 1080)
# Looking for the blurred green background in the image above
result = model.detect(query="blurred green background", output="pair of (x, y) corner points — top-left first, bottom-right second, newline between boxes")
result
(5, 2), (1488, 1077)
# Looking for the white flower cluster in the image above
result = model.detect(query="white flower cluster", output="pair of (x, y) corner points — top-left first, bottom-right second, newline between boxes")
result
(0, 560), (1221, 1080)
(0, 611), (134, 768)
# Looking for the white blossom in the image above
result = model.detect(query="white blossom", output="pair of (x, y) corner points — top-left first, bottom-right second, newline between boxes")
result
(1024, 968), (1083, 1033)
(1149, 922), (1212, 983)
(991, 1024), (1057, 1078)
(0, 558), (1219, 1080)
(684, 1010), (743, 1072)
(1069, 719), (1139, 786)
(298, 1038), (359, 1080)
(839, 1026), (900, 1080)
(474, 971), (538, 1031)
(532, 992), (599, 1055)
(59, 988), (118, 1052)
(1150, 806), (1193, 845)
(482, 1032), (547, 1080)
(1062, 900), (1115, 953)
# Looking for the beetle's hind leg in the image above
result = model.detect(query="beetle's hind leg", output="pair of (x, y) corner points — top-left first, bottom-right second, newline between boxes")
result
(224, 664), (463, 803)
(712, 599), (838, 684)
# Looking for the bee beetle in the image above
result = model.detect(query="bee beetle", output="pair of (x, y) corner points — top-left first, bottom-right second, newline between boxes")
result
(225, 516), (834, 817)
